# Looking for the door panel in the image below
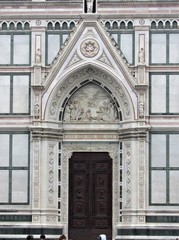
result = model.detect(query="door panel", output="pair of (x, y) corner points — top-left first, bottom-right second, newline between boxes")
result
(69, 152), (112, 240)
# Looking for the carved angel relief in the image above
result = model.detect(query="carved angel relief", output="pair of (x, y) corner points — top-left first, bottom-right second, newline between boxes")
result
(63, 83), (118, 122)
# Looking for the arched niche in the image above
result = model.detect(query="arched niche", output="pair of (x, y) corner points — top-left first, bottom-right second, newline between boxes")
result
(44, 67), (136, 122)
(60, 80), (122, 123)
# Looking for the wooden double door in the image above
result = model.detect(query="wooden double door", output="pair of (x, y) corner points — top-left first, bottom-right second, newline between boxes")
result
(69, 152), (112, 240)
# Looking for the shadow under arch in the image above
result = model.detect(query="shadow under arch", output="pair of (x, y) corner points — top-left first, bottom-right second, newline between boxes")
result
(59, 78), (123, 122)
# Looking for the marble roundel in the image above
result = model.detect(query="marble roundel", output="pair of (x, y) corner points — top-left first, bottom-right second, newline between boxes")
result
(80, 39), (100, 58)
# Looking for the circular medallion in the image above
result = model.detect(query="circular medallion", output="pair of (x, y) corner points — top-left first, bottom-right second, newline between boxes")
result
(36, 20), (41, 26)
(139, 19), (145, 25)
(80, 39), (99, 58)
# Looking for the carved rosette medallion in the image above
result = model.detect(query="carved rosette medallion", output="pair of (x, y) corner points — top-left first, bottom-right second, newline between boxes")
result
(80, 39), (99, 58)
(139, 19), (145, 25)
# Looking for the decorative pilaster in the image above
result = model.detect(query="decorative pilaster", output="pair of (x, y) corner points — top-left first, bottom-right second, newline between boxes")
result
(138, 140), (145, 223)
(31, 128), (63, 224)
(31, 21), (46, 124)
(119, 128), (148, 223)
(32, 139), (41, 223)
(46, 141), (58, 224)
(134, 21), (150, 123)
(124, 143), (132, 209)
(48, 143), (56, 207)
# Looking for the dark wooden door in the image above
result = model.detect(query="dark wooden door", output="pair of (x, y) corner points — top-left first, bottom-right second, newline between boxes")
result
(69, 152), (112, 240)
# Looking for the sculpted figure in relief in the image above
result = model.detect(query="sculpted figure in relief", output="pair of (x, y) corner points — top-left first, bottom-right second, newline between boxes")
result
(139, 102), (144, 118)
(63, 83), (118, 122)
(138, 48), (145, 64)
(34, 103), (40, 119)
(86, 0), (94, 13)
(35, 48), (41, 64)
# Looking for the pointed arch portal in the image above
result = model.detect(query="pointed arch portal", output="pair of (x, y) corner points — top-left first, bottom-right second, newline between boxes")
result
(46, 66), (136, 122)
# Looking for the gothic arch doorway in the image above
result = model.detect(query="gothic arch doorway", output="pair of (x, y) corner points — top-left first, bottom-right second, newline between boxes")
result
(68, 152), (112, 240)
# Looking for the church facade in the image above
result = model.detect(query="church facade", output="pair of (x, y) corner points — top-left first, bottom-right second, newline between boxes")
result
(0, 0), (179, 239)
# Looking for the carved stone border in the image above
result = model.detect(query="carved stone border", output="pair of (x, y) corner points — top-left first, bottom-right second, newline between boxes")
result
(124, 142), (132, 209)
(32, 140), (41, 223)
(48, 142), (56, 207)
(61, 142), (120, 229)
(33, 140), (40, 209)
(139, 140), (145, 209)
(48, 67), (132, 121)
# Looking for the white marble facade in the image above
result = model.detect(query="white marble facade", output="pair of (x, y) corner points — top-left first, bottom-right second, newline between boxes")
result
(0, 1), (179, 240)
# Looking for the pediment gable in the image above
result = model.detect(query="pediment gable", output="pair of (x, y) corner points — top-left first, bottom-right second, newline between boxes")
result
(43, 18), (136, 90)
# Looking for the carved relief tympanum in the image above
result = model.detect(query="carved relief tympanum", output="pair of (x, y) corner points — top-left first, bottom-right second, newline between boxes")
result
(63, 83), (118, 122)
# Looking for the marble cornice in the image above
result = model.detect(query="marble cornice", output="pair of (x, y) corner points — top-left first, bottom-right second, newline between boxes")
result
(31, 126), (63, 140)
(135, 85), (148, 91)
(100, 14), (179, 19)
(146, 66), (179, 72)
(0, 1), (81, 8)
(0, 1), (83, 19)
(0, 66), (32, 72)
(31, 85), (44, 91)
(0, 15), (81, 20)
(118, 126), (150, 140)
(98, 1), (179, 18)
(30, 123), (151, 141)
(98, 0), (179, 7)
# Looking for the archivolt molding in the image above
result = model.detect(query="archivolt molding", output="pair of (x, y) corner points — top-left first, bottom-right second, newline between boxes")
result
(61, 142), (120, 224)
(47, 67), (135, 121)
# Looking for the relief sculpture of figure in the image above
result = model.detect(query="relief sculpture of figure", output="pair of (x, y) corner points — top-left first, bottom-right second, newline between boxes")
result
(86, 0), (94, 13)
(63, 83), (119, 122)
(138, 48), (145, 64)
(34, 103), (40, 119)
(139, 101), (144, 118)
(35, 48), (41, 64)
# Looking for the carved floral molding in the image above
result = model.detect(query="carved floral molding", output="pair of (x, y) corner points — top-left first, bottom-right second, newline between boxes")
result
(49, 67), (131, 120)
